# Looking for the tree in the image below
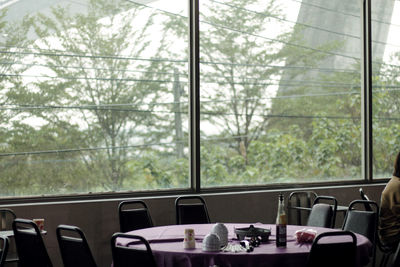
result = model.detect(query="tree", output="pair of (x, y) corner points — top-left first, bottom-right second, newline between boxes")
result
(0, 9), (37, 196)
(6, 0), (181, 193)
(195, 0), (332, 165)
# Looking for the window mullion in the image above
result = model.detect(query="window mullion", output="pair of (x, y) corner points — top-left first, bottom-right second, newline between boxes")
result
(189, 0), (201, 192)
(361, 0), (373, 182)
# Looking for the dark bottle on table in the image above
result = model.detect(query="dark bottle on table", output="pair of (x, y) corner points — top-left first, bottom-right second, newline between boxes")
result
(275, 193), (287, 247)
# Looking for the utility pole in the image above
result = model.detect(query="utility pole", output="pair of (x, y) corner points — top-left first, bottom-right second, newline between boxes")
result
(173, 68), (184, 158)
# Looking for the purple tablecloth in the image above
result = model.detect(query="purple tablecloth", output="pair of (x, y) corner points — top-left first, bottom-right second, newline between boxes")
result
(116, 223), (372, 267)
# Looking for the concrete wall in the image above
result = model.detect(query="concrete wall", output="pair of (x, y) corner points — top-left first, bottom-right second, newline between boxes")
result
(1, 183), (386, 267)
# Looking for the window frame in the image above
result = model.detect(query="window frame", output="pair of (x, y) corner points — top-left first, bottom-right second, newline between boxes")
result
(0, 0), (386, 204)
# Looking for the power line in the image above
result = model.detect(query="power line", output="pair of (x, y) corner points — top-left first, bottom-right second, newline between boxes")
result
(0, 54), (361, 74)
(0, 84), (398, 111)
(125, 0), (400, 68)
(200, 90), (359, 104)
(0, 140), (188, 157)
(0, 71), (363, 89)
(4, 0), (393, 71)
(123, 0), (361, 62)
(1, 110), (398, 158)
(288, 0), (400, 28)
(0, 73), (176, 83)
(0, 103), (375, 120)
(0, 61), (189, 78)
(210, 0), (400, 49)
(0, 49), (361, 74)
(1, 114), (398, 158)
(0, 49), (187, 64)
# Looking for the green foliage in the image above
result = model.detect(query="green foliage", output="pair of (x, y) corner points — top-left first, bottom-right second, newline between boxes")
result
(0, 0), (398, 197)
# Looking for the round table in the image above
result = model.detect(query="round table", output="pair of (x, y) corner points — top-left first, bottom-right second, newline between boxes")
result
(116, 223), (372, 267)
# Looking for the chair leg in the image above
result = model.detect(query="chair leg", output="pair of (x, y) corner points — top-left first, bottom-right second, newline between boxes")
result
(380, 252), (390, 267)
(372, 247), (376, 267)
(379, 254), (385, 267)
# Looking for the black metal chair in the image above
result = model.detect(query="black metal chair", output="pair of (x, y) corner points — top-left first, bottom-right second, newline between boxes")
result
(0, 236), (9, 267)
(359, 189), (396, 267)
(111, 233), (157, 267)
(0, 208), (18, 264)
(118, 200), (154, 232)
(56, 224), (97, 267)
(342, 199), (379, 267)
(307, 196), (338, 228)
(287, 191), (318, 225)
(12, 218), (53, 267)
(175, 195), (210, 225)
(306, 230), (357, 267)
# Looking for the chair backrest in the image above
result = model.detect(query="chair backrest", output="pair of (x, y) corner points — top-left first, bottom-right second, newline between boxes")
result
(307, 196), (337, 228)
(12, 218), (53, 267)
(0, 209), (16, 231)
(0, 236), (9, 267)
(56, 224), (97, 267)
(342, 199), (379, 267)
(287, 191), (318, 225)
(307, 231), (357, 267)
(111, 233), (157, 267)
(175, 195), (210, 225)
(342, 200), (378, 242)
(359, 188), (373, 211)
(118, 200), (153, 232)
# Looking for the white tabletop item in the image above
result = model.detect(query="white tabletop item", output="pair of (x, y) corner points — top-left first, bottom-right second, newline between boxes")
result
(183, 228), (196, 249)
(211, 223), (228, 247)
(202, 233), (221, 252)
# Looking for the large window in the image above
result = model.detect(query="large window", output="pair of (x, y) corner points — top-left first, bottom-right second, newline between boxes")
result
(0, 0), (391, 198)
(199, 0), (362, 187)
(0, 0), (189, 197)
(372, 0), (399, 178)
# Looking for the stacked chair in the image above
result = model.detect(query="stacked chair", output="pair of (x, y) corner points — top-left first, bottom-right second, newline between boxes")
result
(287, 191), (318, 225)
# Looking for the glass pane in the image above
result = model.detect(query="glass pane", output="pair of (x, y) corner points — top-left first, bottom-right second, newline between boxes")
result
(372, 0), (399, 179)
(200, 0), (362, 187)
(0, 0), (189, 196)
